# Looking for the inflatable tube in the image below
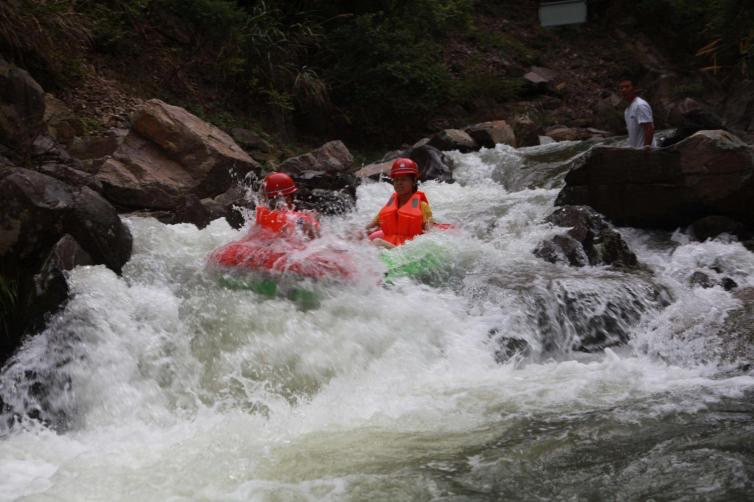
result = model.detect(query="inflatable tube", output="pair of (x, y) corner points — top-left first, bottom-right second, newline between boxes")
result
(208, 228), (354, 284)
(380, 239), (451, 284)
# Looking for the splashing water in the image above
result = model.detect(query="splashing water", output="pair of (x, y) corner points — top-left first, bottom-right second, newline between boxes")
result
(1, 143), (753, 500)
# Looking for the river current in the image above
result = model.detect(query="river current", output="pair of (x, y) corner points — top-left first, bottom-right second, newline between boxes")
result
(1, 142), (753, 501)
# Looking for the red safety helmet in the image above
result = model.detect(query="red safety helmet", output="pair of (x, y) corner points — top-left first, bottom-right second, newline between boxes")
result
(390, 158), (419, 178)
(263, 172), (297, 198)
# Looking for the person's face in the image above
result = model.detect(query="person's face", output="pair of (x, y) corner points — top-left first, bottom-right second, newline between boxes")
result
(392, 175), (414, 196)
(619, 80), (636, 101)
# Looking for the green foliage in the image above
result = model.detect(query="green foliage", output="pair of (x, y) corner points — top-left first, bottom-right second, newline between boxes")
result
(632, 0), (754, 75)
(317, 1), (472, 139)
(0, 0), (91, 87)
(450, 73), (524, 107)
(468, 28), (541, 65)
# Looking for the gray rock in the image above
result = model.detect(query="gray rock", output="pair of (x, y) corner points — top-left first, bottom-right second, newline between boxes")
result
(427, 129), (477, 153)
(0, 56), (45, 150)
(534, 205), (638, 269)
(278, 140), (353, 175)
(556, 130), (754, 229)
(95, 99), (260, 210)
(465, 120), (516, 148)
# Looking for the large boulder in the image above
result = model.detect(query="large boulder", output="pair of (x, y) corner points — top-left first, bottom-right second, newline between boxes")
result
(465, 120), (516, 148)
(659, 97), (724, 147)
(377, 144), (455, 183)
(534, 205), (638, 269)
(427, 129), (478, 153)
(0, 166), (132, 364)
(0, 57), (45, 151)
(95, 99), (260, 210)
(277, 141), (357, 215)
(723, 80), (754, 135)
(277, 140), (353, 175)
(0, 167), (132, 273)
(719, 287), (754, 370)
(555, 130), (754, 229)
(291, 171), (357, 215)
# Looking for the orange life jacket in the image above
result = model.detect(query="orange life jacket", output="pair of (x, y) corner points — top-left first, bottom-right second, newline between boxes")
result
(379, 191), (426, 246)
(256, 206), (319, 236)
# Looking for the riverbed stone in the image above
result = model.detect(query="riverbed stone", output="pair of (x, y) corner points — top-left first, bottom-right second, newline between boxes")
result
(95, 99), (260, 210)
(555, 130), (754, 229)
(534, 205), (638, 269)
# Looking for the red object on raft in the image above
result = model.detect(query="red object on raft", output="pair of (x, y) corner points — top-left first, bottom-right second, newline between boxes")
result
(208, 228), (354, 281)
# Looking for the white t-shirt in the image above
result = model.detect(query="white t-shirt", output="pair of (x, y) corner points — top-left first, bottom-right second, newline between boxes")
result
(624, 96), (656, 148)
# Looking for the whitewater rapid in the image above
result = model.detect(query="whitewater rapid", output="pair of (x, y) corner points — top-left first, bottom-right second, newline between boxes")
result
(1, 142), (753, 500)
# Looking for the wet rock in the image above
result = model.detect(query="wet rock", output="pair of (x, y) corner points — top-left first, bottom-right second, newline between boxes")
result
(96, 99), (260, 210)
(465, 120), (516, 148)
(721, 277), (738, 291)
(0, 166), (131, 364)
(278, 140), (353, 176)
(427, 129), (477, 153)
(556, 130), (754, 229)
(31, 235), (94, 330)
(167, 195), (212, 229)
(534, 205), (638, 269)
(483, 270), (669, 355)
(405, 144), (455, 183)
(200, 184), (252, 229)
(689, 270), (715, 289)
(717, 287), (754, 369)
(689, 215), (750, 242)
(660, 98), (725, 147)
(0, 56), (45, 151)
(291, 171), (357, 215)
(723, 80), (754, 135)
(1, 167), (132, 272)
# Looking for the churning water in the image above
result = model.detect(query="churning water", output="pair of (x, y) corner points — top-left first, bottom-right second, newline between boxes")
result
(1, 143), (753, 501)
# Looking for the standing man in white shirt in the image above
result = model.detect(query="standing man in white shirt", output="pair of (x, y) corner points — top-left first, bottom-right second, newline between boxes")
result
(619, 76), (656, 148)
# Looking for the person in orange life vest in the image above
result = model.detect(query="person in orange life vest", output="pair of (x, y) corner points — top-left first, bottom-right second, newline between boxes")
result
(365, 158), (433, 248)
(256, 172), (320, 240)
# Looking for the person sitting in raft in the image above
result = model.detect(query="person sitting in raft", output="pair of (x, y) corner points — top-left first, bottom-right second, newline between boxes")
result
(256, 172), (320, 240)
(365, 157), (433, 248)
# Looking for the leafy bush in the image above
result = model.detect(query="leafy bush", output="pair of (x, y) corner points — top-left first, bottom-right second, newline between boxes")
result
(632, 0), (754, 76)
(0, 0), (90, 87)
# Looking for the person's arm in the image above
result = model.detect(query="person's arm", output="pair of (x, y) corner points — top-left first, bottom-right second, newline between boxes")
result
(420, 201), (434, 231)
(636, 101), (655, 147)
(366, 213), (380, 232)
(641, 122), (655, 147)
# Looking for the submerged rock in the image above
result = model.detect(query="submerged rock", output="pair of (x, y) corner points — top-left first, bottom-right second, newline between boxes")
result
(534, 205), (638, 269)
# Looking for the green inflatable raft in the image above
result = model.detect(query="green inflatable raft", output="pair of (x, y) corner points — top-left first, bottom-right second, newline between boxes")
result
(379, 239), (451, 284)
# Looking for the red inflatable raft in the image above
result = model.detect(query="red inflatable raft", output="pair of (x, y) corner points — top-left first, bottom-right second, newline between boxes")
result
(208, 227), (354, 281)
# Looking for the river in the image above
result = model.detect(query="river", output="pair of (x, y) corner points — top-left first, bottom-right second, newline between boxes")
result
(1, 142), (753, 500)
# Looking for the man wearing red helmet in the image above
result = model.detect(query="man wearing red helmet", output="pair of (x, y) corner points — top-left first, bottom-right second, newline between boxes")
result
(366, 157), (433, 247)
(256, 172), (320, 239)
